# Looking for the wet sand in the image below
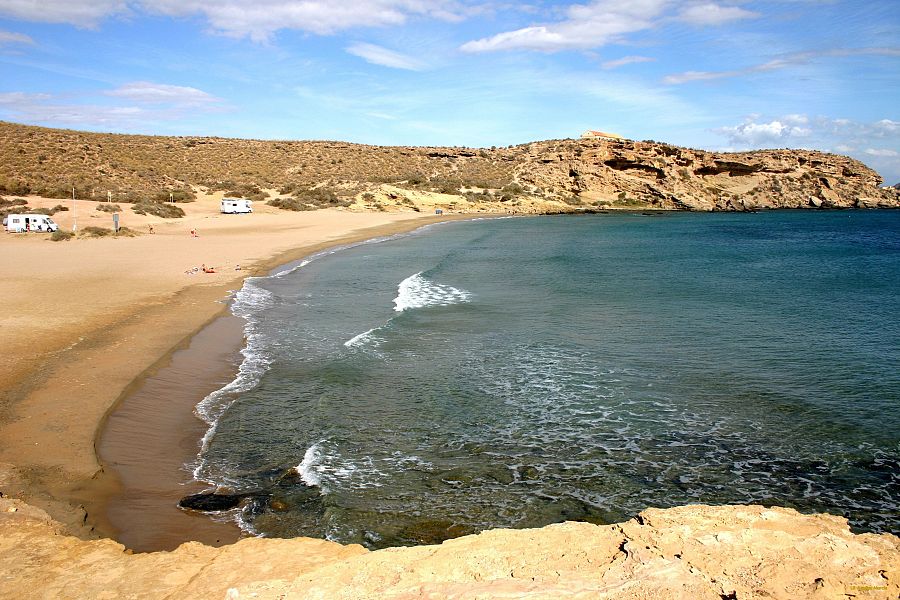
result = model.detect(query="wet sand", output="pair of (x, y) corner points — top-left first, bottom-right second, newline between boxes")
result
(97, 315), (246, 551)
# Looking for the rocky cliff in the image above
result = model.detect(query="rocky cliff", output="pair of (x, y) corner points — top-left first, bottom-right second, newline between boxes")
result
(1, 497), (897, 599)
(513, 138), (900, 211)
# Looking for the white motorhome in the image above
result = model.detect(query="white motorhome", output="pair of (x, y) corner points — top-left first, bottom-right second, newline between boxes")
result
(4, 214), (59, 233)
(221, 198), (253, 214)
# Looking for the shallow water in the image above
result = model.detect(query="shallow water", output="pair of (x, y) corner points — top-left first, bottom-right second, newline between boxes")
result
(194, 211), (900, 547)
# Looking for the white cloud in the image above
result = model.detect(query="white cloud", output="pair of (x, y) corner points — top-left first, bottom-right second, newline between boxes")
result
(0, 84), (223, 130)
(601, 55), (655, 69)
(0, 91), (50, 104)
(0, 0), (128, 27)
(677, 2), (758, 26)
(717, 118), (811, 146)
(0, 29), (34, 46)
(141, 0), (466, 41)
(864, 148), (898, 157)
(0, 1), (467, 40)
(459, 0), (758, 53)
(346, 42), (426, 71)
(665, 47), (900, 84)
(461, 0), (668, 53)
(874, 119), (900, 134)
(106, 81), (219, 105)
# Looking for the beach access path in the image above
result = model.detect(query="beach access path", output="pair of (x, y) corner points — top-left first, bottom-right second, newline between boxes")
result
(0, 194), (453, 540)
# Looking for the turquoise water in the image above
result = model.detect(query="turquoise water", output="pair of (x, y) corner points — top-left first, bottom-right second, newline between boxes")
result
(194, 211), (899, 547)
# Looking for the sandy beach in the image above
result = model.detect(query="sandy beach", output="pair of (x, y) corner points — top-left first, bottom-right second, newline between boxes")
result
(0, 193), (460, 543)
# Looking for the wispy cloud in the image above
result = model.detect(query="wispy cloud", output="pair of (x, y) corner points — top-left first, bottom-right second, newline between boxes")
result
(0, 30), (35, 46)
(664, 47), (900, 84)
(141, 1), (466, 41)
(0, 0), (128, 28)
(677, 2), (758, 26)
(105, 81), (220, 105)
(459, 1), (757, 53)
(0, 92), (52, 104)
(864, 148), (898, 157)
(0, 82), (224, 130)
(0, 0), (470, 41)
(601, 55), (655, 70)
(346, 42), (426, 71)
(460, 1), (668, 53)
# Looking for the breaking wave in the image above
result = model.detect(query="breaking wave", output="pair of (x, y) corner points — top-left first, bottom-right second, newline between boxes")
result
(393, 272), (472, 312)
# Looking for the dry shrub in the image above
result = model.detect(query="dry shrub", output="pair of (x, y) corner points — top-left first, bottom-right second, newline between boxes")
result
(132, 200), (185, 218)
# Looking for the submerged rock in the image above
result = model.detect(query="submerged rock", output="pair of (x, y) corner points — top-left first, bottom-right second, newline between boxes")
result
(178, 491), (253, 512)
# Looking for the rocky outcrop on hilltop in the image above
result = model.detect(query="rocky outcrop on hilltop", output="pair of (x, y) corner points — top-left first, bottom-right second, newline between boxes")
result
(1, 497), (897, 599)
(514, 138), (900, 211)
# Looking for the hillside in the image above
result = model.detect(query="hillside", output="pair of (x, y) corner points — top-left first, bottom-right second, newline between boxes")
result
(1, 121), (897, 212)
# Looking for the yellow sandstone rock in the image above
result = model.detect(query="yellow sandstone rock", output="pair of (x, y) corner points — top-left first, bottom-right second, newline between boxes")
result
(1, 498), (896, 599)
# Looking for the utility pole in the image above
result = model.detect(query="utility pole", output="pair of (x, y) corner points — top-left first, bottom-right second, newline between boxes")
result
(72, 186), (77, 232)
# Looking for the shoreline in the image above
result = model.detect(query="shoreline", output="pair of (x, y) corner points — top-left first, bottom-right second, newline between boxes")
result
(0, 202), (472, 545)
(94, 215), (476, 551)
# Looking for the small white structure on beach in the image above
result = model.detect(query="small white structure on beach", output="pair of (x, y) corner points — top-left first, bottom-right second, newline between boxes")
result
(221, 198), (253, 214)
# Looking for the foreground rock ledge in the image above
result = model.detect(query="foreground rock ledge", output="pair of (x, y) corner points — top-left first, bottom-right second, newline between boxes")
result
(1, 498), (896, 599)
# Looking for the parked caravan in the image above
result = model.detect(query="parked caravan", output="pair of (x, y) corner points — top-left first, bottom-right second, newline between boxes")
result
(220, 198), (253, 214)
(4, 214), (59, 233)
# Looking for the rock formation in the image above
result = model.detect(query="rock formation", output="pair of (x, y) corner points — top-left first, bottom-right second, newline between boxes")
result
(514, 138), (900, 211)
(1, 497), (896, 598)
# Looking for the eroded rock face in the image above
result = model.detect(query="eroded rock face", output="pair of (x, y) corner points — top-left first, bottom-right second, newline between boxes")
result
(1, 497), (896, 599)
(514, 138), (900, 211)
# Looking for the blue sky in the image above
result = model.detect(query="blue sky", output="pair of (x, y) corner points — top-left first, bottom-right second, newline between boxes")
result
(1, 0), (898, 183)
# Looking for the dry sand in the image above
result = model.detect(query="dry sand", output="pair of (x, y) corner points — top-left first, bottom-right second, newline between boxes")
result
(0, 193), (461, 542)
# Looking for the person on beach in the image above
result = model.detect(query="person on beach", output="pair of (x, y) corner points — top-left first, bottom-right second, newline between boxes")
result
(190, 228), (198, 237)
(148, 225), (154, 234)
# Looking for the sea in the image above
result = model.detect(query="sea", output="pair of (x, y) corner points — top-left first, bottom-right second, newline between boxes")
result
(191, 210), (899, 548)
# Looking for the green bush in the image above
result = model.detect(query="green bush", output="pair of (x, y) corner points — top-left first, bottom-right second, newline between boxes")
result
(223, 184), (269, 202)
(271, 186), (353, 210)
(0, 197), (27, 208)
(267, 197), (315, 211)
(152, 189), (196, 203)
(132, 200), (185, 218)
(96, 203), (122, 213)
(51, 229), (75, 242)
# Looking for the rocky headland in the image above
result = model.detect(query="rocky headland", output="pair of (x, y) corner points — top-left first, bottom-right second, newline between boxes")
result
(1, 497), (897, 599)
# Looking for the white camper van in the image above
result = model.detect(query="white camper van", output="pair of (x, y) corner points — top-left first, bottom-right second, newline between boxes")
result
(220, 198), (253, 214)
(5, 214), (59, 233)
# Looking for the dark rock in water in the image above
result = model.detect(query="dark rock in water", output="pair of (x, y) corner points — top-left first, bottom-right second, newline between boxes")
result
(178, 465), (318, 515)
(179, 492), (250, 512)
(517, 465), (541, 480)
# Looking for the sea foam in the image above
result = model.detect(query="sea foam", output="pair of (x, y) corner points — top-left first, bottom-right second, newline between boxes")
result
(296, 443), (323, 488)
(393, 272), (472, 312)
